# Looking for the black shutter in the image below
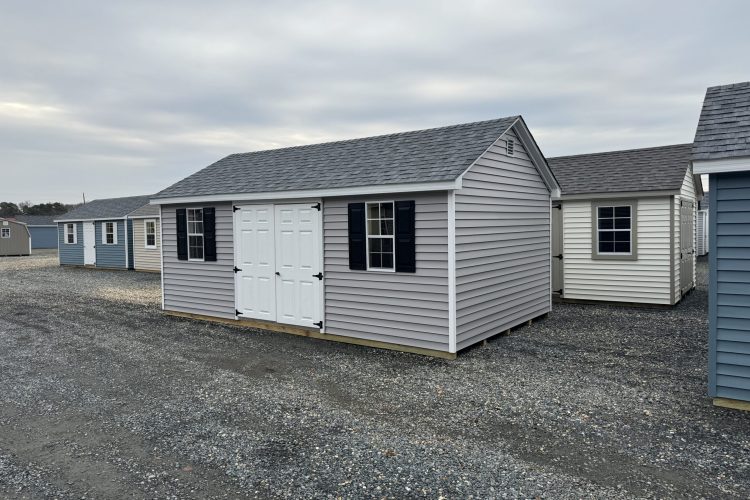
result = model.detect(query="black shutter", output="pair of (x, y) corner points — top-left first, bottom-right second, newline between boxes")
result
(176, 208), (188, 261)
(395, 200), (416, 273)
(348, 203), (366, 270)
(203, 207), (216, 262)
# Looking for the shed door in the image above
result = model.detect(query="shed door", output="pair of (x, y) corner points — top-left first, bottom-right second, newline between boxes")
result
(551, 202), (563, 296)
(83, 222), (96, 265)
(680, 200), (695, 294)
(235, 205), (277, 321)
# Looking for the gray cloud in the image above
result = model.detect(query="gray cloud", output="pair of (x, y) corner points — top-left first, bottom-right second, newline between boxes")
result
(2, 0), (745, 203)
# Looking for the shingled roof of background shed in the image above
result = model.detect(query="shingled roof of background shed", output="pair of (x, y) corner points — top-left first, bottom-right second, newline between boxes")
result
(152, 117), (519, 199)
(692, 81), (750, 161)
(57, 195), (153, 221)
(548, 144), (692, 196)
(13, 215), (59, 226)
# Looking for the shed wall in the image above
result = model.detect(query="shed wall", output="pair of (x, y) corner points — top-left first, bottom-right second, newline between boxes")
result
(323, 192), (450, 351)
(674, 168), (698, 301)
(0, 221), (30, 256)
(709, 171), (750, 402)
(561, 197), (673, 304)
(132, 218), (162, 272)
(94, 220), (127, 269)
(28, 226), (58, 249)
(58, 223), (84, 265)
(454, 129), (551, 349)
(162, 203), (235, 319)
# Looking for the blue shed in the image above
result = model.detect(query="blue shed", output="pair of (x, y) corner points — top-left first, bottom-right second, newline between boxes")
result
(692, 81), (750, 411)
(55, 195), (152, 270)
(13, 215), (60, 249)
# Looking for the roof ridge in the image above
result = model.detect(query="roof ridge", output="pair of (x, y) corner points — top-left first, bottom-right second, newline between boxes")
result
(227, 116), (520, 158)
(707, 81), (750, 92)
(549, 143), (692, 161)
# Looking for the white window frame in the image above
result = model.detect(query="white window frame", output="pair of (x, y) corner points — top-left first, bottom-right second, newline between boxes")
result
(65, 223), (77, 244)
(592, 201), (638, 261)
(1, 227), (9, 238)
(365, 201), (396, 272)
(144, 219), (157, 249)
(102, 221), (118, 245)
(187, 208), (205, 262)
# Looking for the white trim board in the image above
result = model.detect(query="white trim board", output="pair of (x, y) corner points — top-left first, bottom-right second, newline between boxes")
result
(693, 157), (750, 174)
(151, 180), (462, 206)
(447, 190), (457, 354)
(54, 216), (128, 223)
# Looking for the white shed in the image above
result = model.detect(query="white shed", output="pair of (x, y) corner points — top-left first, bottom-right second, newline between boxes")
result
(548, 144), (703, 306)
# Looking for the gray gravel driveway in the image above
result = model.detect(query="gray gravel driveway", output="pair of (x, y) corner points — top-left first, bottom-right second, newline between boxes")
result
(0, 251), (748, 498)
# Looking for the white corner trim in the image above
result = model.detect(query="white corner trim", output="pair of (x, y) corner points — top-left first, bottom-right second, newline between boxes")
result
(448, 190), (457, 354)
(692, 157), (750, 174)
(159, 205), (165, 310)
(150, 180), (461, 206)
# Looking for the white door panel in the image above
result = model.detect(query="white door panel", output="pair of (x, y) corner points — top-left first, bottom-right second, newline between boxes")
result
(83, 222), (96, 265)
(236, 205), (276, 320)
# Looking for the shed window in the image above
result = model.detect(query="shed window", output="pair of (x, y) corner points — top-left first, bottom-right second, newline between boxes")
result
(65, 223), (77, 244)
(1, 228), (9, 238)
(366, 202), (395, 270)
(144, 219), (157, 248)
(103, 222), (117, 245)
(187, 208), (204, 261)
(596, 205), (632, 254)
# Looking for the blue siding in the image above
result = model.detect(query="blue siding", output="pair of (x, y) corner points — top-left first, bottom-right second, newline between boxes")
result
(709, 171), (750, 403)
(127, 219), (134, 269)
(29, 226), (58, 249)
(58, 223), (84, 265)
(94, 219), (128, 269)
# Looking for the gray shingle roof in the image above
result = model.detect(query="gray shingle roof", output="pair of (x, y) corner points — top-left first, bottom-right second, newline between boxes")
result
(57, 195), (153, 221)
(153, 117), (519, 199)
(692, 81), (750, 161)
(127, 203), (160, 218)
(548, 144), (692, 196)
(13, 215), (59, 226)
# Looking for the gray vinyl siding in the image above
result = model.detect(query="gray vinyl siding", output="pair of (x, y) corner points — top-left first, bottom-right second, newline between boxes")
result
(454, 128), (551, 350)
(323, 193), (450, 351)
(94, 219), (128, 269)
(162, 203), (235, 319)
(132, 218), (161, 272)
(58, 222), (84, 265)
(709, 170), (750, 402)
(127, 219), (134, 269)
(28, 226), (58, 249)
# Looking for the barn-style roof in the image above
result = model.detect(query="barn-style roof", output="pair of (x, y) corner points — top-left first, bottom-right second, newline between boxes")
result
(692, 81), (750, 161)
(548, 144), (692, 196)
(55, 195), (153, 222)
(152, 116), (525, 200)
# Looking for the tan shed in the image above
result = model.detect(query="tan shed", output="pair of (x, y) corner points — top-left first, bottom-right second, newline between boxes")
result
(127, 203), (161, 272)
(0, 219), (31, 256)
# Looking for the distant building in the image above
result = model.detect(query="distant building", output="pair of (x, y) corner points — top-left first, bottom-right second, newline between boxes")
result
(12, 215), (59, 249)
(0, 219), (31, 256)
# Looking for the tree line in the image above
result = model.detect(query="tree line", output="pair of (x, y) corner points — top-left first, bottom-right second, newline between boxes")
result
(0, 201), (78, 217)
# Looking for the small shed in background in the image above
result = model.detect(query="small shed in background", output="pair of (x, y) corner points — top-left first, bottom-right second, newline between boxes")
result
(692, 81), (750, 411)
(696, 192), (709, 257)
(127, 202), (161, 273)
(548, 144), (702, 306)
(13, 215), (59, 249)
(0, 219), (31, 256)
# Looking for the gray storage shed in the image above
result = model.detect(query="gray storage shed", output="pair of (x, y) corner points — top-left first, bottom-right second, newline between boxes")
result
(692, 81), (750, 411)
(0, 219), (31, 256)
(151, 116), (561, 357)
(548, 144), (702, 305)
(12, 215), (59, 249)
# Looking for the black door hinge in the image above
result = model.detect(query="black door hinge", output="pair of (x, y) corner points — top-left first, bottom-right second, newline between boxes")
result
(236, 309), (243, 316)
(554, 254), (563, 259)
(311, 202), (321, 211)
(314, 321), (323, 329)
(233, 205), (240, 212)
(234, 266), (242, 273)
(313, 272), (323, 280)
(554, 289), (563, 294)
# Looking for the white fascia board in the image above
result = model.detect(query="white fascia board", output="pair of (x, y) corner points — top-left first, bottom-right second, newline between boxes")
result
(511, 118), (562, 198)
(555, 190), (678, 201)
(692, 157), (750, 174)
(149, 180), (461, 205)
(127, 215), (162, 219)
(54, 217), (128, 223)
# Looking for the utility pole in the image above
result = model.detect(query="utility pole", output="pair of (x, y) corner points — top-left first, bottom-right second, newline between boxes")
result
(82, 192), (86, 204)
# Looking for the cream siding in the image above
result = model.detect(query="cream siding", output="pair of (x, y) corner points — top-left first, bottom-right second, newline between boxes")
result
(323, 193), (450, 352)
(132, 218), (162, 272)
(454, 129), (552, 349)
(675, 168), (698, 300)
(562, 197), (673, 304)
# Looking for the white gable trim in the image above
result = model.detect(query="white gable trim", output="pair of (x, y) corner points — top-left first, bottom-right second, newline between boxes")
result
(693, 156), (750, 174)
(150, 180), (461, 205)
(509, 118), (561, 198)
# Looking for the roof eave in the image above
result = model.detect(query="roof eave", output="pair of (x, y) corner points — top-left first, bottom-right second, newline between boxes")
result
(692, 156), (750, 175)
(555, 189), (681, 201)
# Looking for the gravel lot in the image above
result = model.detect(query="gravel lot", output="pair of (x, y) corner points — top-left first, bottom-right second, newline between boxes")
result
(1, 251), (748, 499)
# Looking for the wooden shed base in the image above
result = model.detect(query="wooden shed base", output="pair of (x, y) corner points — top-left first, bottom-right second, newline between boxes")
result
(164, 311), (457, 360)
(553, 296), (674, 309)
(713, 397), (750, 412)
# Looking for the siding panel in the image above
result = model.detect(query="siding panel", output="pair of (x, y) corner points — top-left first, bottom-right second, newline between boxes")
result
(455, 128), (552, 349)
(323, 193), (450, 352)
(132, 218), (162, 272)
(94, 219), (127, 269)
(58, 223), (84, 265)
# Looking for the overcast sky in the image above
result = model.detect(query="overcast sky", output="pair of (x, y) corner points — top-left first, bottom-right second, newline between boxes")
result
(2, 0), (747, 204)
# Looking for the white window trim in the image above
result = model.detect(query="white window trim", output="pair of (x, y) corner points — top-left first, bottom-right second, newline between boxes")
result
(187, 208), (205, 262)
(1, 227), (9, 238)
(102, 221), (118, 245)
(144, 219), (157, 249)
(365, 200), (396, 272)
(592, 202), (637, 260)
(65, 223), (77, 244)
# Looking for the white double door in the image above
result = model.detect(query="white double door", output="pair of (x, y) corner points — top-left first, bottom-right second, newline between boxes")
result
(234, 203), (322, 328)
